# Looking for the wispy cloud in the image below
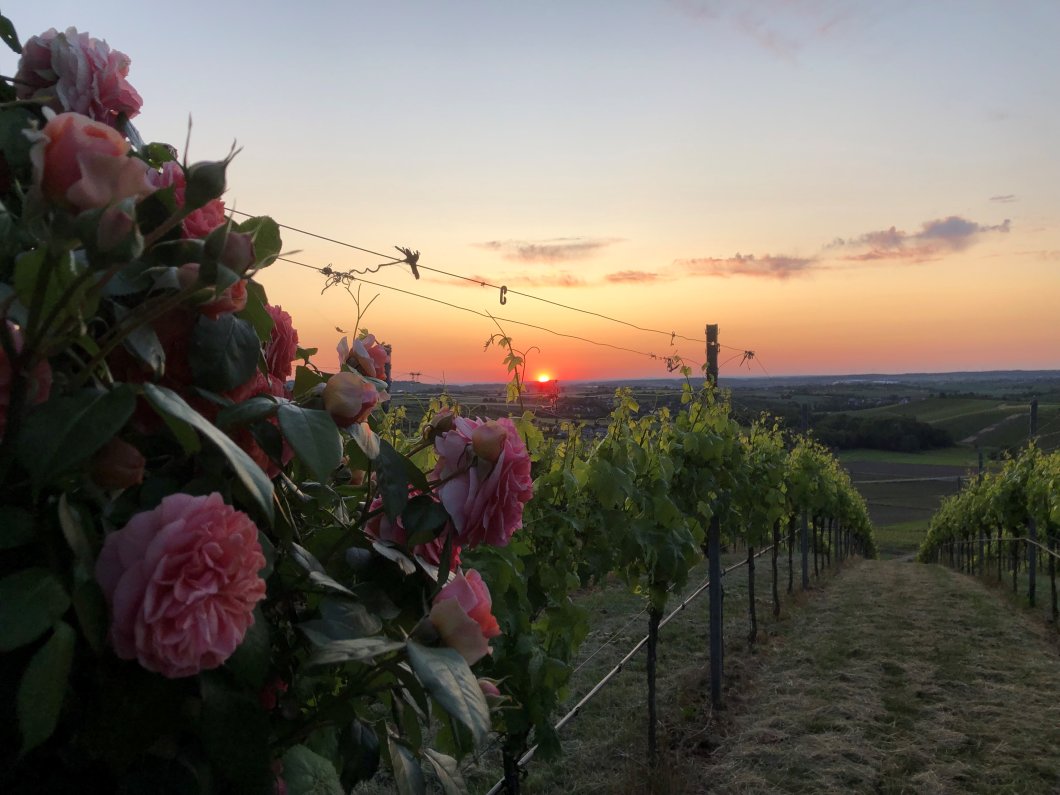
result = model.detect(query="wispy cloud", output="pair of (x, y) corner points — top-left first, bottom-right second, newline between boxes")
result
(605, 270), (667, 284)
(475, 237), (621, 264)
(461, 271), (588, 288)
(676, 253), (815, 279)
(668, 0), (864, 60)
(831, 215), (1010, 261)
(989, 194), (1017, 203)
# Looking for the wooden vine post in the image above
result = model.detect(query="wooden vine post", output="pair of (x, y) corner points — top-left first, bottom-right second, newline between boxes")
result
(705, 323), (724, 709)
(801, 509), (810, 590)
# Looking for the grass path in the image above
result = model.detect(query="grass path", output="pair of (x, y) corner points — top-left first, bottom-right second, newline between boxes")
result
(701, 559), (1060, 794)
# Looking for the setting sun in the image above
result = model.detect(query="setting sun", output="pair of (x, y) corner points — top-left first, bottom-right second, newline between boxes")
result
(537, 374), (551, 383)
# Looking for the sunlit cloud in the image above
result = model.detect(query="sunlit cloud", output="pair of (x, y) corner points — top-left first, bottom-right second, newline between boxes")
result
(676, 253), (815, 279)
(830, 215), (1010, 261)
(475, 237), (621, 263)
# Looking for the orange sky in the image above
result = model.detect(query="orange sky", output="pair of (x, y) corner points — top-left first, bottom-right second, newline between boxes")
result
(9, 2), (1058, 383)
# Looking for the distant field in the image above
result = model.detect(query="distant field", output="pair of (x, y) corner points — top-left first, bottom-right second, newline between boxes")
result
(842, 458), (965, 529)
(838, 447), (981, 467)
(850, 396), (1058, 451)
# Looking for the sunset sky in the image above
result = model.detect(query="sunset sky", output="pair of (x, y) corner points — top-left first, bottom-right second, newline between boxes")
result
(7, 1), (1059, 383)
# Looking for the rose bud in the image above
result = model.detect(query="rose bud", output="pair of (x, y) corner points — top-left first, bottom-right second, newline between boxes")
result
(90, 437), (145, 490)
(183, 159), (228, 211)
(471, 420), (507, 464)
(175, 263), (248, 319)
(423, 408), (456, 442)
(428, 570), (501, 665)
(219, 230), (255, 274)
(478, 678), (501, 699)
(323, 371), (379, 427)
(97, 199), (143, 257)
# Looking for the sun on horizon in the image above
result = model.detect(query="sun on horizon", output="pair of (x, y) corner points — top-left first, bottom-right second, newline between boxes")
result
(537, 374), (552, 383)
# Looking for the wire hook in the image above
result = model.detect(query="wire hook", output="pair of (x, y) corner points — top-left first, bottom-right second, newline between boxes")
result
(499, 285), (508, 305)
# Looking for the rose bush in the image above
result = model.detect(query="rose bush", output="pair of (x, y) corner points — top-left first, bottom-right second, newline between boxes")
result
(0, 16), (534, 794)
(364, 491), (460, 568)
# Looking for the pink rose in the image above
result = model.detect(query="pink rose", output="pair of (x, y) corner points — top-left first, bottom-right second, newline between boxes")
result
(433, 417), (532, 548)
(264, 305), (299, 381)
(16, 27), (143, 125)
(364, 492), (460, 568)
(95, 492), (267, 678)
(32, 112), (154, 210)
(177, 263), (249, 319)
(338, 333), (389, 380)
(429, 570), (501, 665)
(478, 678), (501, 699)
(0, 322), (53, 441)
(90, 437), (146, 491)
(148, 161), (226, 239)
(322, 371), (380, 427)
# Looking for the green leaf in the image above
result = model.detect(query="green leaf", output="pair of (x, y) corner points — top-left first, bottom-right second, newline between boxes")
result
(199, 673), (271, 795)
(0, 15), (21, 54)
(236, 216), (283, 268)
(340, 720), (380, 788)
(17, 386), (135, 488)
(189, 313), (261, 392)
(0, 506), (33, 550)
(14, 248), (94, 327)
(299, 600), (382, 645)
(278, 404), (342, 482)
(72, 578), (107, 653)
(376, 439), (414, 520)
(17, 621), (75, 755)
(281, 744), (343, 795)
(140, 142), (177, 167)
(401, 495), (450, 547)
(406, 642), (491, 745)
(58, 494), (94, 567)
(225, 608), (270, 689)
(388, 738), (425, 795)
(423, 749), (467, 795)
(143, 384), (274, 521)
(216, 395), (278, 430)
(293, 363), (324, 400)
(0, 569), (71, 652)
(290, 542), (356, 596)
(238, 280), (275, 343)
(307, 637), (404, 667)
(0, 107), (33, 171)
(120, 322), (165, 377)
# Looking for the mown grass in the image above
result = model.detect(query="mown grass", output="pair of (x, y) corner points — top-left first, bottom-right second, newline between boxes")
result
(700, 560), (1060, 794)
(468, 545), (846, 794)
(873, 520), (928, 559)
